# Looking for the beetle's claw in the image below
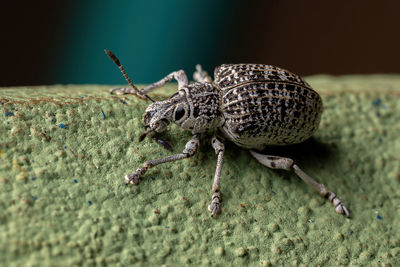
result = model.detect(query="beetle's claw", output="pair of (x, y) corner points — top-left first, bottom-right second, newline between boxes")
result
(125, 168), (149, 185)
(208, 191), (221, 217)
(328, 192), (350, 217)
(208, 202), (220, 217)
(125, 167), (148, 185)
(125, 173), (140, 185)
(336, 203), (350, 217)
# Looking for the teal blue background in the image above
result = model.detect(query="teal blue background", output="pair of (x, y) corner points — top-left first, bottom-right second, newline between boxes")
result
(50, 0), (237, 84)
(2, 1), (400, 86)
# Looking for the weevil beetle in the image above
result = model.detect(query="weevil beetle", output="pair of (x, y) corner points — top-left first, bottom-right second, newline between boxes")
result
(105, 49), (350, 218)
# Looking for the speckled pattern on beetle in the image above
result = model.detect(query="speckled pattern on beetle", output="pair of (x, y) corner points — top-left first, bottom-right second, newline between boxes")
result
(105, 49), (349, 218)
(215, 64), (322, 148)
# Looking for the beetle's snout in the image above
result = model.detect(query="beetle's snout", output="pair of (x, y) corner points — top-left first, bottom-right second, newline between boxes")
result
(140, 100), (174, 142)
(143, 110), (170, 130)
(139, 118), (170, 142)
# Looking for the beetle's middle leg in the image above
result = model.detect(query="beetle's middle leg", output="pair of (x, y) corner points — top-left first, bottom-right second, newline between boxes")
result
(249, 150), (350, 217)
(193, 64), (212, 83)
(208, 136), (225, 217)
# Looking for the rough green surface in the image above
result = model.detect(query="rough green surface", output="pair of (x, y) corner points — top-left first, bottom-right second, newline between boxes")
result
(1, 76), (399, 266)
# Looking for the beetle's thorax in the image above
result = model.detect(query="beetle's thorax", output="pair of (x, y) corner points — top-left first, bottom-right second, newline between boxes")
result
(180, 82), (224, 133)
(144, 82), (224, 134)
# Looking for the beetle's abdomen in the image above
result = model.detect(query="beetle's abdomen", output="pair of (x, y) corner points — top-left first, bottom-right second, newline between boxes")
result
(215, 64), (323, 149)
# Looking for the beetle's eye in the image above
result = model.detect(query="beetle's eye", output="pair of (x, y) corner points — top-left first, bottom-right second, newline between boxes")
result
(174, 106), (186, 121)
(143, 113), (150, 124)
(143, 111), (155, 125)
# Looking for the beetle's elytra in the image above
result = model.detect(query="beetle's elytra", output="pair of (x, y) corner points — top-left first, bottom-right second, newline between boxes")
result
(105, 49), (349, 218)
(215, 64), (323, 149)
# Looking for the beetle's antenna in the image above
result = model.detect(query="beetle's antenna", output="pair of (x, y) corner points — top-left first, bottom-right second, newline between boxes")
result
(105, 49), (154, 102)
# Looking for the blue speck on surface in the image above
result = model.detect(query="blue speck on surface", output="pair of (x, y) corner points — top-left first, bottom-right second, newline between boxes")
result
(349, 230), (353, 235)
(378, 137), (382, 143)
(377, 215), (383, 220)
(151, 177), (156, 180)
(372, 98), (381, 106)
(119, 99), (127, 105)
(33, 196), (38, 200)
(64, 146), (67, 149)
(271, 189), (276, 194)
(361, 186), (366, 192)
(311, 219), (315, 223)
(5, 112), (14, 117)
(31, 177), (36, 181)
(165, 225), (169, 229)
(74, 179), (78, 183)
(88, 201), (93, 205)
(101, 110), (106, 119)
(29, 116), (33, 119)
(59, 124), (66, 128)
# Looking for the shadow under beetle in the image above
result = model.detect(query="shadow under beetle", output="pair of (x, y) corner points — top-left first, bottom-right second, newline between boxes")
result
(105, 49), (349, 218)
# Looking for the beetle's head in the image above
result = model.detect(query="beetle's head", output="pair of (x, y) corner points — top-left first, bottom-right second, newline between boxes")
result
(140, 83), (223, 141)
(104, 49), (222, 142)
(104, 49), (191, 142)
(140, 89), (189, 141)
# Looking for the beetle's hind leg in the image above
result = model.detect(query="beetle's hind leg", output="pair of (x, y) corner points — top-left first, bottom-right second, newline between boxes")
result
(250, 150), (350, 217)
(208, 136), (225, 217)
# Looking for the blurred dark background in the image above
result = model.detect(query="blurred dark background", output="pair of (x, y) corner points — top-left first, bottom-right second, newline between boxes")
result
(1, 0), (400, 86)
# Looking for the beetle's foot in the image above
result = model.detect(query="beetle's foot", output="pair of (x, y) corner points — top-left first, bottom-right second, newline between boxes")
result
(125, 172), (140, 185)
(110, 87), (136, 95)
(208, 191), (221, 217)
(336, 203), (350, 217)
(327, 192), (350, 217)
(125, 167), (147, 185)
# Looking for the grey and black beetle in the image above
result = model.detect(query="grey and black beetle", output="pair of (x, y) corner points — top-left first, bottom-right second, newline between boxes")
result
(105, 49), (349, 217)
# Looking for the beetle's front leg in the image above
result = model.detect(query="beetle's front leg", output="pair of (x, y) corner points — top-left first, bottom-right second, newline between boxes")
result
(140, 70), (189, 94)
(110, 70), (189, 96)
(125, 134), (200, 185)
(208, 136), (225, 217)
